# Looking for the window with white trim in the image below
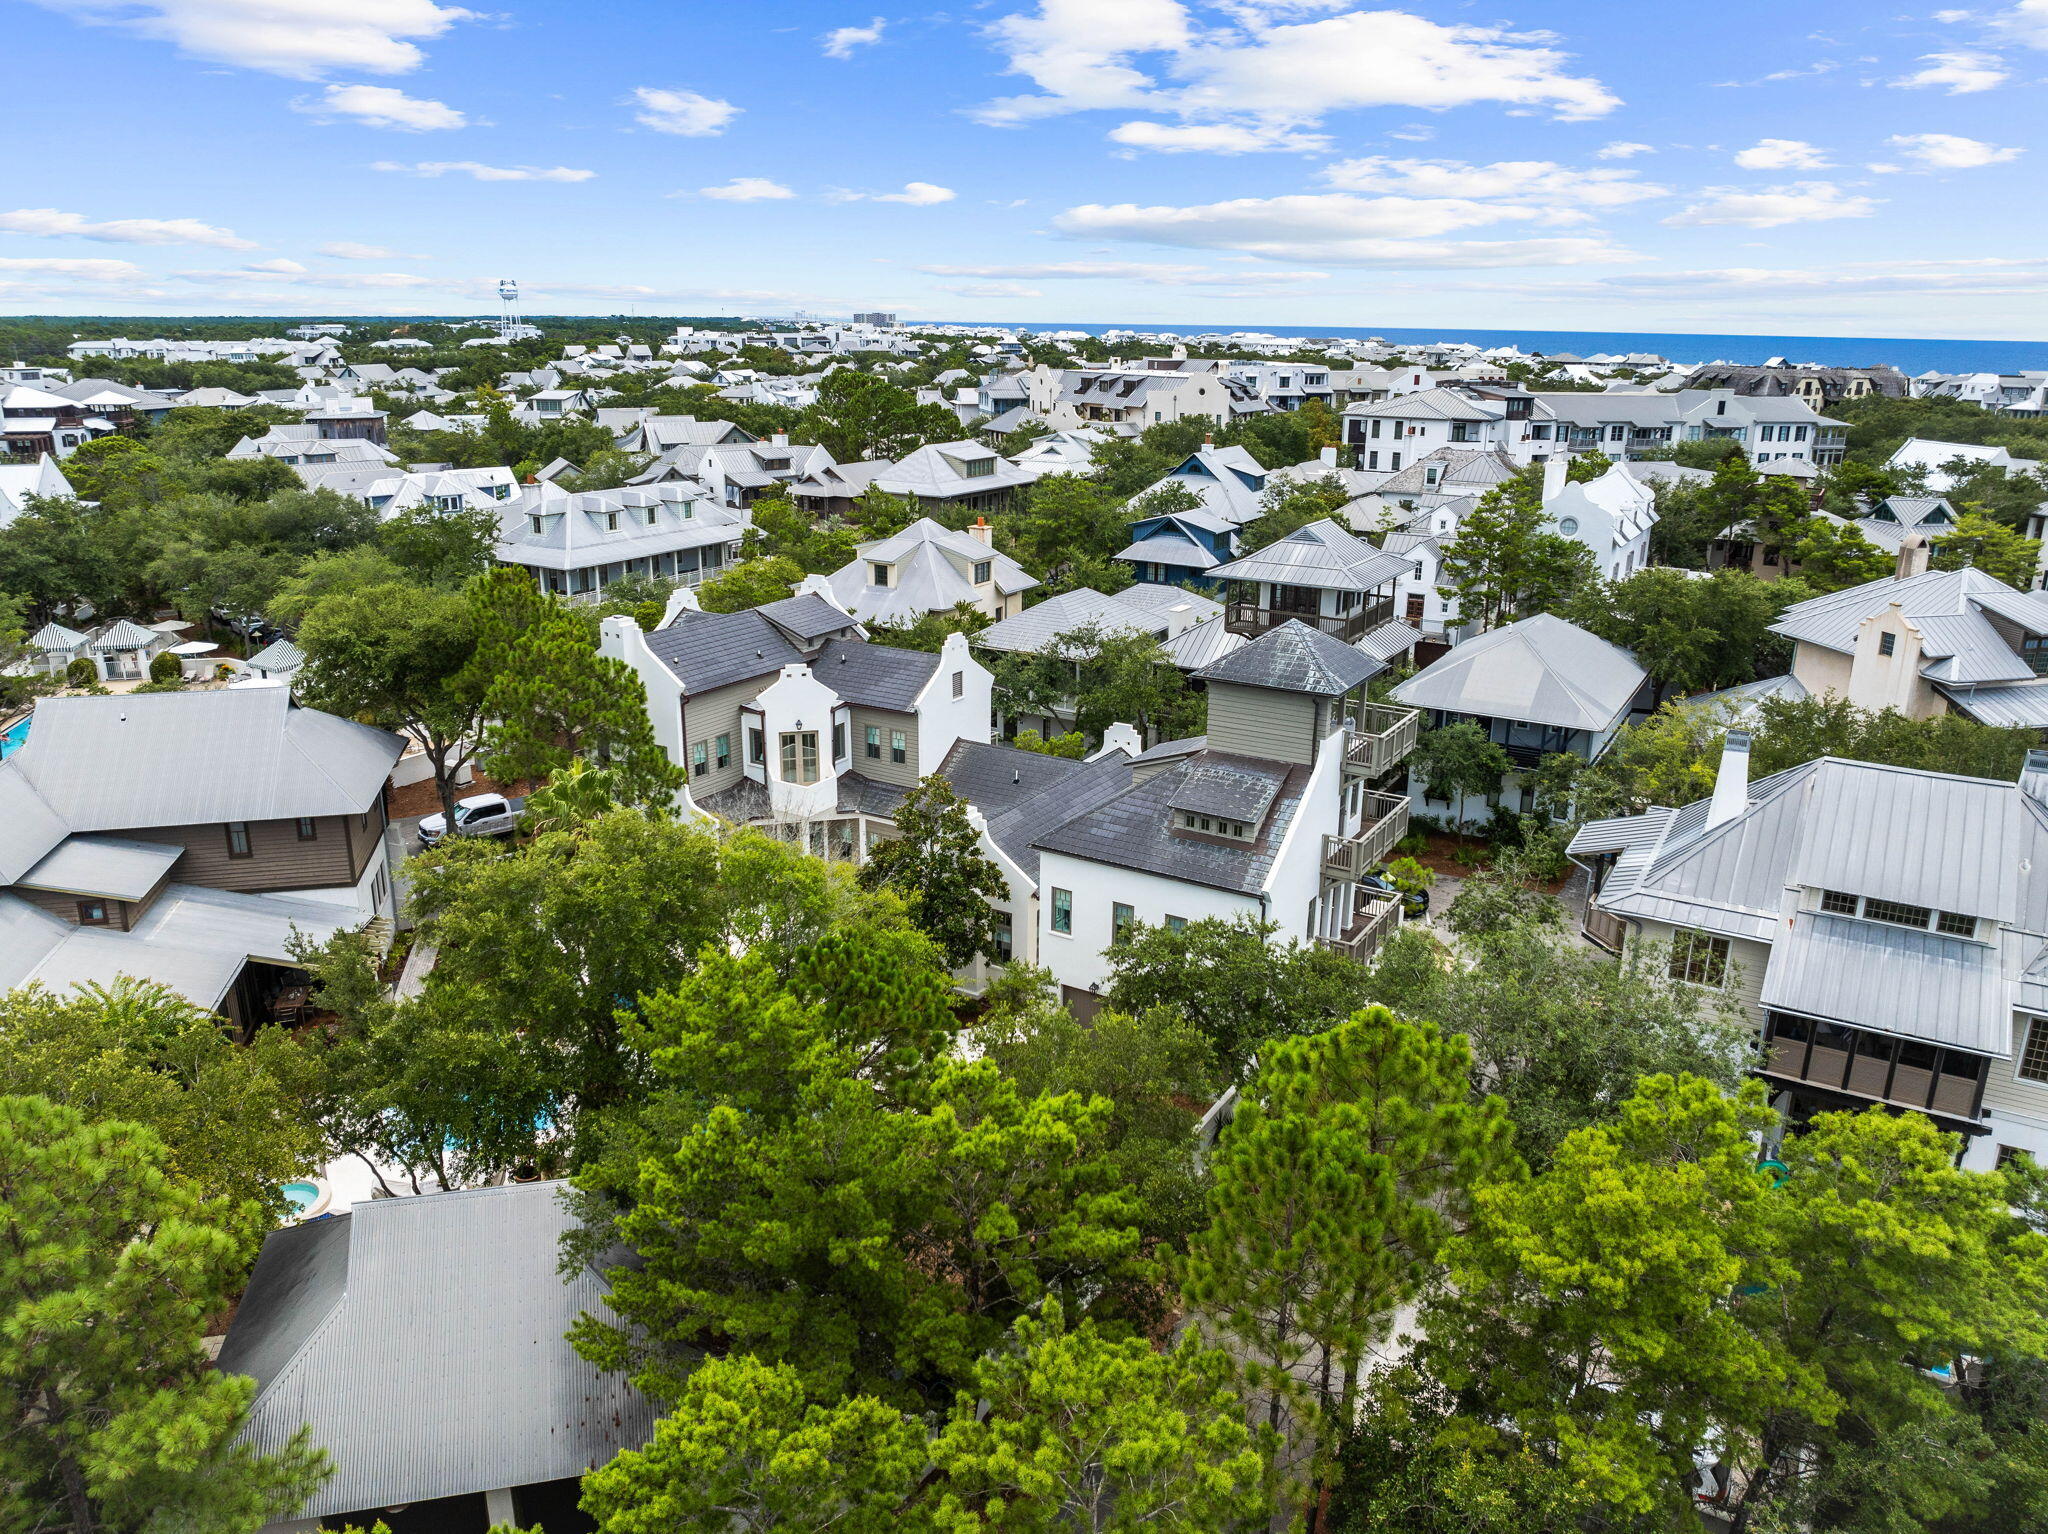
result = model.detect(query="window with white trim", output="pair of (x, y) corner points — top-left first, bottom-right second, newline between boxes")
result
(1668, 929), (1730, 987)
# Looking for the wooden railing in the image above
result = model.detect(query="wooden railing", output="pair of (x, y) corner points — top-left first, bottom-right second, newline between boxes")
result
(1582, 905), (1628, 953)
(1225, 602), (1392, 642)
(1318, 892), (1402, 964)
(1321, 792), (1411, 880)
(1343, 705), (1419, 776)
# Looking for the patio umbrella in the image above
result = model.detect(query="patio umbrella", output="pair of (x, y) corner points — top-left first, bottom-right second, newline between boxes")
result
(169, 641), (219, 656)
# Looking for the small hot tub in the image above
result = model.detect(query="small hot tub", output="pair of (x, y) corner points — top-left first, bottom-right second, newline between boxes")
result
(280, 1178), (333, 1220)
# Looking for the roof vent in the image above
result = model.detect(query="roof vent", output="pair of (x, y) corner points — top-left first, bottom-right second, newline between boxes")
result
(2021, 749), (2048, 808)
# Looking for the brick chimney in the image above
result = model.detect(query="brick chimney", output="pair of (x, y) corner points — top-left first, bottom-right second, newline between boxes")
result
(969, 516), (992, 545)
(1896, 533), (1930, 580)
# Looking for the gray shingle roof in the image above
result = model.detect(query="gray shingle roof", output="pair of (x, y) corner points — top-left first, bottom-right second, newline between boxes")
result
(646, 609), (805, 694)
(812, 639), (939, 711)
(1392, 613), (1645, 732)
(1031, 750), (1304, 895)
(755, 592), (859, 644)
(1195, 619), (1381, 696)
(1167, 760), (1284, 822)
(221, 1181), (658, 1521)
(936, 739), (1133, 882)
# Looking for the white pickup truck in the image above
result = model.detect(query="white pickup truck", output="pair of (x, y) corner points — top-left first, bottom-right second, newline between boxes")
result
(418, 793), (522, 847)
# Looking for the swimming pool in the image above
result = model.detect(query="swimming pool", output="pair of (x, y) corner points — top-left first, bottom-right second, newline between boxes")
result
(0, 716), (28, 759)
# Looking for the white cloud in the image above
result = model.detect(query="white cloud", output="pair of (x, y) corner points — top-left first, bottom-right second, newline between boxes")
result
(1596, 140), (1654, 159)
(1732, 137), (1831, 169)
(319, 240), (427, 259)
(0, 206), (256, 248)
(25, 0), (475, 79)
(973, 2), (1619, 129)
(296, 82), (466, 130)
(1108, 119), (1328, 153)
(1884, 132), (2024, 168)
(918, 259), (1329, 285)
(1318, 155), (1667, 211)
(0, 255), (145, 279)
(1993, 0), (2048, 47)
(1384, 123), (1434, 142)
(943, 281), (1044, 298)
(1051, 193), (1628, 266)
(822, 16), (884, 58)
(1891, 51), (2010, 93)
(874, 181), (957, 204)
(372, 160), (595, 182)
(173, 266), (436, 289)
(631, 87), (740, 136)
(1663, 182), (1878, 228)
(697, 177), (798, 201)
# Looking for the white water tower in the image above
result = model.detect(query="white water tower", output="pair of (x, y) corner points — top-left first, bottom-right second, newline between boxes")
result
(497, 278), (520, 341)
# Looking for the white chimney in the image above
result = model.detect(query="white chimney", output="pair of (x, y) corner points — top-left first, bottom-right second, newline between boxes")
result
(1705, 729), (1752, 830)
(1896, 533), (1930, 581)
(1541, 454), (1568, 503)
(1319, 445), (1338, 467)
(969, 516), (993, 546)
(771, 430), (789, 448)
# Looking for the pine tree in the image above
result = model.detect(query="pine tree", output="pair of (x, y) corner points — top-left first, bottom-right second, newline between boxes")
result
(1181, 1006), (1513, 1496)
(857, 774), (1008, 968)
(0, 1095), (328, 1534)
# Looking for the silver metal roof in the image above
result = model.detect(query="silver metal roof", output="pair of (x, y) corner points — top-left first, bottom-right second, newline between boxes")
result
(1209, 519), (1413, 594)
(1196, 619), (1381, 696)
(16, 834), (181, 901)
(1758, 912), (2010, 1055)
(8, 689), (402, 833)
(1392, 614), (1646, 733)
(1940, 677), (2048, 728)
(1577, 755), (2048, 1055)
(1769, 568), (2048, 670)
(222, 1181), (659, 1520)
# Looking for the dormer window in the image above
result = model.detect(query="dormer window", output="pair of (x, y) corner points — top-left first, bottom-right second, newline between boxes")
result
(1818, 888), (1978, 938)
(605, 512), (619, 532)
(871, 562), (891, 588)
(646, 507), (659, 526)
(529, 515), (544, 535)
(972, 560), (992, 585)
(1177, 810), (1251, 840)
(962, 456), (995, 479)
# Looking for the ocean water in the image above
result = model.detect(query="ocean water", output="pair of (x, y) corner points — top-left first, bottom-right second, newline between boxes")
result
(948, 320), (2048, 375)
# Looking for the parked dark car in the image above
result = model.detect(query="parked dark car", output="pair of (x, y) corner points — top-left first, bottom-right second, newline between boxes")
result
(1361, 871), (1429, 919)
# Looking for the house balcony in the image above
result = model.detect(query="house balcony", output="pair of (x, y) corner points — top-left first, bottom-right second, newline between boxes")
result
(1321, 791), (1411, 881)
(1318, 890), (1402, 965)
(1342, 704), (1420, 777)
(1759, 1012), (1989, 1131)
(1226, 598), (1393, 643)
(1581, 905), (1628, 953)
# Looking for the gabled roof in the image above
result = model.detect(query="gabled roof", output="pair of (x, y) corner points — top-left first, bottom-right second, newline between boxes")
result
(644, 608), (805, 694)
(219, 1181), (658, 1521)
(755, 592), (860, 645)
(1343, 386), (1498, 422)
(16, 835), (182, 901)
(1572, 755), (2048, 1055)
(1769, 567), (2048, 682)
(811, 638), (939, 711)
(936, 739), (1133, 883)
(1208, 518), (1413, 593)
(1393, 613), (1645, 732)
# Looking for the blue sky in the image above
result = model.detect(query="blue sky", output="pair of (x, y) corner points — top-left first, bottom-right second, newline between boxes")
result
(5, 0), (2048, 337)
